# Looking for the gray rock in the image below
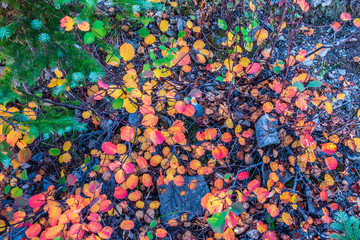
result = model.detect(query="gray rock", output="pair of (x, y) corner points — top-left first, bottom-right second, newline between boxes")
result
(21, 162), (31, 169)
(170, 17), (177, 25)
(158, 175), (209, 223)
(255, 115), (280, 148)
(128, 113), (141, 125)
(337, 69), (346, 76)
(312, 0), (333, 7)
(246, 229), (260, 239)
(166, 30), (175, 37)
(177, 18), (186, 32)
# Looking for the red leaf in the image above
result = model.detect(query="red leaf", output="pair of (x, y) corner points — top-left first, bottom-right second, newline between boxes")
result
(320, 190), (328, 201)
(101, 142), (117, 155)
(322, 143), (337, 154)
(212, 145), (228, 160)
(149, 130), (165, 146)
(28, 193), (46, 209)
(245, 63), (260, 74)
(123, 162), (135, 174)
(340, 12), (351, 21)
(121, 126), (135, 142)
(114, 186), (127, 199)
(325, 157), (338, 170)
(237, 172), (249, 180)
(66, 174), (77, 186)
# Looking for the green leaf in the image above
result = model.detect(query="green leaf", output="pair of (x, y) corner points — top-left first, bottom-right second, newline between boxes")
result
(224, 173), (231, 180)
(190, 15), (196, 20)
(54, 237), (63, 240)
(229, 202), (244, 215)
(49, 148), (61, 156)
(11, 187), (23, 198)
(178, 31), (186, 38)
(92, 27), (106, 39)
(150, 220), (157, 228)
(4, 185), (11, 194)
(218, 19), (228, 30)
(84, 32), (95, 44)
(273, 66), (281, 74)
(112, 98), (124, 110)
(293, 81), (304, 92)
(93, 165), (100, 171)
(138, 28), (150, 38)
(147, 232), (154, 240)
(160, 34), (167, 42)
(93, 20), (104, 29)
(21, 170), (27, 181)
(206, 212), (226, 233)
(158, 45), (167, 51)
(308, 81), (322, 88)
(215, 76), (224, 81)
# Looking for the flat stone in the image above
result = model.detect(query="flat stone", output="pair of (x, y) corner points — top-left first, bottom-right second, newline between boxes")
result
(255, 115), (280, 148)
(158, 175), (209, 223)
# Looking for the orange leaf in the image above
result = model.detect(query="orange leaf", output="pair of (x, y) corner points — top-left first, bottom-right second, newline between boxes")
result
(121, 126), (135, 141)
(141, 114), (158, 127)
(330, 22), (341, 31)
(173, 175), (184, 186)
(173, 131), (185, 143)
(128, 190), (142, 201)
(77, 21), (90, 31)
(120, 220), (134, 230)
(44, 225), (62, 239)
(60, 16), (74, 31)
(282, 212), (293, 225)
(267, 204), (280, 217)
(18, 148), (32, 163)
(322, 143), (337, 154)
(247, 179), (260, 193)
(99, 200), (113, 212)
(190, 160), (201, 170)
(204, 128), (217, 140)
(263, 102), (274, 113)
(150, 155), (162, 167)
(155, 228), (168, 238)
(254, 187), (269, 203)
(25, 223), (41, 238)
(101, 142), (117, 155)
(142, 174), (153, 187)
(256, 221), (268, 233)
(136, 156), (148, 168)
(221, 132), (232, 143)
(115, 169), (125, 184)
(88, 221), (103, 233)
(325, 157), (338, 170)
(98, 226), (113, 239)
(223, 227), (235, 240)
(126, 174), (139, 190)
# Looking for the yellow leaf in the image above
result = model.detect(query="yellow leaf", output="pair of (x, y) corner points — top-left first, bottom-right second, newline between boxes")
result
(63, 141), (72, 151)
(249, 1), (256, 12)
(255, 29), (268, 45)
(325, 102), (333, 114)
(144, 34), (156, 45)
(124, 98), (138, 113)
(107, 86), (125, 99)
(47, 78), (58, 88)
(120, 43), (135, 61)
(160, 20), (169, 32)
(324, 174), (335, 186)
(170, 1), (177, 7)
(6, 129), (21, 147)
(282, 212), (293, 225)
(186, 20), (193, 29)
(54, 69), (63, 78)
